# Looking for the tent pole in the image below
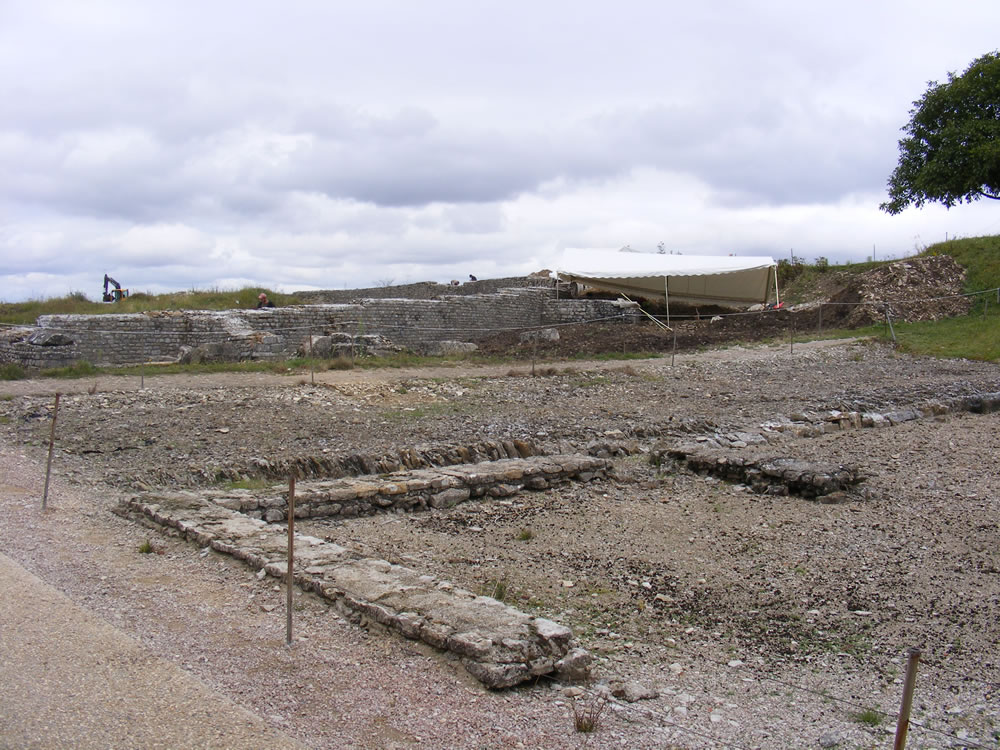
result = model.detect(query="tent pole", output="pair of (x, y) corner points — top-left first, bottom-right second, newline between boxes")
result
(773, 266), (781, 306)
(664, 276), (670, 327)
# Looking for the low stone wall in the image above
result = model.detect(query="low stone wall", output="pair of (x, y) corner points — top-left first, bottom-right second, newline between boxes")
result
(672, 452), (863, 500)
(204, 454), (612, 522)
(0, 290), (629, 369)
(117, 491), (591, 688)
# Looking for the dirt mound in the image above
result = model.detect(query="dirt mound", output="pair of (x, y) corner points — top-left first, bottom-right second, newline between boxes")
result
(824, 254), (970, 327)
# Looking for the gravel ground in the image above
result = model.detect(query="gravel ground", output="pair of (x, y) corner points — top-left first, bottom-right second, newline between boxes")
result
(1, 338), (998, 749)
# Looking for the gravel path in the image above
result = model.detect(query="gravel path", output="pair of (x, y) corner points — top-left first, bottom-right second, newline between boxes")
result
(1, 337), (998, 749)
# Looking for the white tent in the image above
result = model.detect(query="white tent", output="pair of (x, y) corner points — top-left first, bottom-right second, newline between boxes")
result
(554, 249), (778, 314)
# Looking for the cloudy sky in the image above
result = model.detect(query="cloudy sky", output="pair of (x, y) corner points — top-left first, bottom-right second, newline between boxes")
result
(3, 1), (1000, 301)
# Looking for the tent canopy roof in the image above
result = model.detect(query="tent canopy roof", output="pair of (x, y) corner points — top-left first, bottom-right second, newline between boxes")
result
(554, 248), (776, 307)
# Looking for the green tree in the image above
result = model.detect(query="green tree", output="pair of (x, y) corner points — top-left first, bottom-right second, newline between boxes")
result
(881, 51), (1000, 215)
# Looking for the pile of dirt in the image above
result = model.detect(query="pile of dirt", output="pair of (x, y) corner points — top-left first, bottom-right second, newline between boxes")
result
(822, 254), (971, 327)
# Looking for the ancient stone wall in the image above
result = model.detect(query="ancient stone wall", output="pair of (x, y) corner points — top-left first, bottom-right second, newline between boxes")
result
(0, 288), (630, 369)
(293, 276), (550, 304)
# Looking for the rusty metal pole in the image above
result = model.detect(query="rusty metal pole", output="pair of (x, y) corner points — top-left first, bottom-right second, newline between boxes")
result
(893, 648), (921, 750)
(42, 392), (61, 510)
(286, 474), (295, 646)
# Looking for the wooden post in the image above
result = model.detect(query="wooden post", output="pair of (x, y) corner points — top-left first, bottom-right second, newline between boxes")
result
(818, 304), (823, 334)
(789, 315), (794, 354)
(893, 648), (921, 750)
(286, 475), (295, 647)
(309, 328), (315, 385)
(42, 393), (61, 510)
(671, 326), (677, 367)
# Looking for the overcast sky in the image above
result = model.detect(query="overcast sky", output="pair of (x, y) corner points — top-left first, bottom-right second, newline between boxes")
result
(3, 1), (1000, 301)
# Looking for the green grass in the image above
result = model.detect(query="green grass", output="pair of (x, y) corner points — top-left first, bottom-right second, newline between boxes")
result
(38, 361), (98, 379)
(891, 311), (1000, 360)
(0, 363), (26, 381)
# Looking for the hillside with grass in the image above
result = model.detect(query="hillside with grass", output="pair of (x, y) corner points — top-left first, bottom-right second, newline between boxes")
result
(0, 287), (300, 326)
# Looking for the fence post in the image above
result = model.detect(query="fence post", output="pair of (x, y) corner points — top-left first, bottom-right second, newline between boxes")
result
(789, 315), (794, 354)
(893, 648), (921, 750)
(818, 304), (823, 334)
(286, 474), (295, 647)
(42, 392), (61, 510)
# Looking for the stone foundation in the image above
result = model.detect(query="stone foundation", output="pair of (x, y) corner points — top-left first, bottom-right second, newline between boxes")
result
(115, 455), (607, 688)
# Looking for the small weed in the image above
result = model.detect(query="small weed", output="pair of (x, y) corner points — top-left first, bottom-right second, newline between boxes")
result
(853, 707), (884, 727)
(572, 695), (608, 733)
(328, 355), (354, 370)
(481, 577), (512, 603)
(0, 393), (13, 401)
(138, 539), (153, 554)
(517, 528), (535, 541)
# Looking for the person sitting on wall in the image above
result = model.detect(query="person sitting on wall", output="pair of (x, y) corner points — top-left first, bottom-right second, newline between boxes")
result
(469, 274), (477, 281)
(257, 293), (275, 308)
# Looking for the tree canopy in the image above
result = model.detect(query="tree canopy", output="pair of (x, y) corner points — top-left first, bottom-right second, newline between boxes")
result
(881, 51), (1000, 215)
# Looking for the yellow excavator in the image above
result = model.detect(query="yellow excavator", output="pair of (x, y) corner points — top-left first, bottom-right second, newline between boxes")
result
(102, 274), (129, 302)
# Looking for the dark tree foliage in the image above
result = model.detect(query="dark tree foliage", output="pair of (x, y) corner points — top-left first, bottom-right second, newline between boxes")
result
(881, 52), (1000, 214)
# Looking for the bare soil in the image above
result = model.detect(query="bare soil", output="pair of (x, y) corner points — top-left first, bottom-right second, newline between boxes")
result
(1, 337), (998, 749)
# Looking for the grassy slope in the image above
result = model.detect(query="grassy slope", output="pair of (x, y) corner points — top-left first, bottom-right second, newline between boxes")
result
(781, 234), (1000, 361)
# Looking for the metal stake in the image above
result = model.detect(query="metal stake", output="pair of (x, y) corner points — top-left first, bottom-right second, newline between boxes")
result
(42, 392), (61, 510)
(286, 475), (295, 646)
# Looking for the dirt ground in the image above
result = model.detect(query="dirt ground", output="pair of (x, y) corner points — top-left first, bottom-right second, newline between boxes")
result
(1, 337), (998, 749)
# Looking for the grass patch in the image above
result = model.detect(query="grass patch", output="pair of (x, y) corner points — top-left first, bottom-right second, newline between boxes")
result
(138, 539), (154, 554)
(890, 312), (1000, 361)
(39, 361), (98, 379)
(0, 363), (26, 380)
(571, 375), (610, 388)
(852, 707), (885, 727)
(516, 528), (535, 541)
